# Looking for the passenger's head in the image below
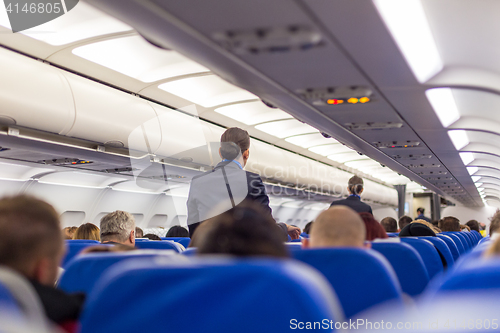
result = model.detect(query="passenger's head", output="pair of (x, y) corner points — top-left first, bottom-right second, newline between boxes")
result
(166, 225), (189, 238)
(398, 215), (412, 231)
(412, 220), (441, 234)
(417, 207), (425, 215)
(399, 221), (436, 237)
(489, 210), (500, 236)
(466, 220), (480, 233)
(135, 227), (143, 238)
(380, 217), (398, 233)
(143, 233), (161, 241)
(439, 216), (461, 232)
(0, 195), (63, 286)
(460, 224), (470, 232)
(100, 211), (136, 246)
(73, 223), (100, 241)
(62, 226), (77, 240)
(304, 206), (367, 248)
(197, 201), (287, 258)
(303, 221), (313, 235)
(359, 212), (388, 241)
(347, 176), (364, 195)
(220, 127), (250, 165)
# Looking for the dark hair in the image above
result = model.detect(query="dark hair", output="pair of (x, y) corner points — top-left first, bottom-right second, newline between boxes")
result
(439, 216), (461, 232)
(303, 221), (313, 235)
(417, 207), (425, 214)
(399, 223), (436, 237)
(348, 176), (364, 195)
(490, 210), (500, 235)
(465, 220), (480, 233)
(143, 233), (161, 241)
(0, 195), (62, 275)
(221, 127), (250, 160)
(431, 220), (439, 227)
(380, 217), (398, 233)
(197, 201), (287, 258)
(398, 216), (412, 230)
(135, 227), (143, 238)
(359, 212), (388, 241)
(166, 225), (189, 238)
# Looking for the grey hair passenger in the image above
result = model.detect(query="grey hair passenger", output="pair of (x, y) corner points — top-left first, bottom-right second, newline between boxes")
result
(100, 211), (136, 246)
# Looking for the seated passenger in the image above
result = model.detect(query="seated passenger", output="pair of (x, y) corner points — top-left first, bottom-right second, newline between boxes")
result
(73, 223), (100, 241)
(360, 212), (388, 241)
(380, 217), (398, 232)
(0, 195), (84, 325)
(303, 221), (313, 235)
(398, 215), (412, 231)
(302, 205), (369, 248)
(412, 219), (441, 234)
(100, 211), (135, 246)
(439, 216), (461, 232)
(62, 226), (77, 240)
(460, 224), (471, 232)
(135, 227), (144, 238)
(143, 233), (161, 241)
(399, 221), (436, 237)
(466, 219), (480, 233)
(196, 202), (288, 258)
(166, 225), (189, 237)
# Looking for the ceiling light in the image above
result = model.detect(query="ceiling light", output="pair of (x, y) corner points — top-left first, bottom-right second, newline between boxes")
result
(214, 101), (292, 125)
(255, 119), (318, 139)
(467, 167), (478, 175)
(73, 36), (209, 82)
(5, 3), (132, 45)
(448, 130), (469, 150)
(308, 144), (353, 156)
(373, 0), (442, 83)
(475, 183), (483, 188)
(471, 176), (481, 182)
(159, 75), (257, 108)
(285, 133), (338, 148)
(327, 153), (369, 163)
(459, 152), (474, 165)
(425, 88), (460, 128)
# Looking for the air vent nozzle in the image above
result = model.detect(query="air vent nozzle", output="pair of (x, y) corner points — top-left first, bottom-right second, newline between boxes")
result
(346, 122), (402, 130)
(373, 141), (420, 148)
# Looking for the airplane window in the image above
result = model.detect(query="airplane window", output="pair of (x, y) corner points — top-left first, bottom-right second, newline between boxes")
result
(60, 211), (86, 228)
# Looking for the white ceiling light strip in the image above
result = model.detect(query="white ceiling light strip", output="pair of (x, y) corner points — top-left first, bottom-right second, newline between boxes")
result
(373, 0), (443, 83)
(214, 101), (292, 125)
(448, 130), (469, 150)
(425, 88), (460, 128)
(73, 35), (210, 82)
(255, 119), (318, 138)
(459, 152), (474, 165)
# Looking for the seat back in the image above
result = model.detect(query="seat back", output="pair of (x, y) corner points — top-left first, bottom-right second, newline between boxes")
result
(161, 237), (191, 248)
(471, 230), (482, 242)
(58, 251), (179, 295)
(79, 258), (343, 333)
(292, 248), (402, 318)
(442, 232), (470, 252)
(399, 238), (444, 278)
(371, 242), (429, 296)
(134, 240), (182, 252)
(62, 241), (102, 268)
(478, 235), (490, 245)
(436, 235), (460, 261)
(460, 232), (474, 248)
(442, 233), (466, 255)
(386, 232), (399, 237)
(66, 239), (100, 243)
(417, 237), (454, 268)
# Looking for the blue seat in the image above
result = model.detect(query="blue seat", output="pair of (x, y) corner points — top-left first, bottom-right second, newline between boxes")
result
(444, 232), (471, 251)
(62, 241), (102, 268)
(300, 232), (309, 238)
(417, 237), (454, 268)
(399, 238), (444, 278)
(79, 258), (342, 333)
(386, 232), (399, 237)
(181, 247), (197, 256)
(442, 233), (466, 255)
(0, 282), (20, 316)
(292, 248), (403, 318)
(452, 242), (490, 271)
(134, 240), (181, 252)
(371, 242), (429, 296)
(161, 237), (191, 248)
(436, 234), (460, 261)
(65, 239), (100, 243)
(479, 235), (490, 245)
(471, 230), (483, 242)
(58, 252), (177, 295)
(290, 238), (302, 243)
(460, 232), (474, 249)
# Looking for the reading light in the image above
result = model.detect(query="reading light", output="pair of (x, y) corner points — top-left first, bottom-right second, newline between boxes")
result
(448, 130), (469, 150)
(467, 167), (478, 175)
(459, 152), (474, 166)
(373, 0), (443, 83)
(425, 88), (460, 128)
(347, 98), (359, 104)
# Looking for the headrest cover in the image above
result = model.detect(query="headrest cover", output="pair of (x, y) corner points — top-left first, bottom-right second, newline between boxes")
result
(399, 223), (436, 237)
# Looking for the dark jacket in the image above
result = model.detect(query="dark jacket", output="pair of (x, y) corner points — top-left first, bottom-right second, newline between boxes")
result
(330, 195), (373, 214)
(187, 161), (272, 237)
(416, 214), (431, 222)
